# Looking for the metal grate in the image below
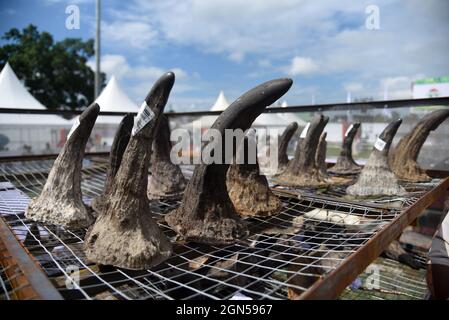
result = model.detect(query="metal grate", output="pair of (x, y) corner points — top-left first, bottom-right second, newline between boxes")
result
(270, 173), (440, 211)
(0, 156), (441, 300)
(340, 255), (428, 300)
(0, 238), (37, 300)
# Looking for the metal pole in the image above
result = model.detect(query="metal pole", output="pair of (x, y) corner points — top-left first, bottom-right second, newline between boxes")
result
(94, 0), (101, 98)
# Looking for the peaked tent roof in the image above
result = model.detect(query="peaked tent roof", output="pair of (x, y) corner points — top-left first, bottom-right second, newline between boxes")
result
(211, 90), (229, 111)
(95, 76), (139, 113)
(89, 76), (139, 124)
(184, 90), (230, 128)
(0, 62), (45, 109)
(0, 62), (69, 125)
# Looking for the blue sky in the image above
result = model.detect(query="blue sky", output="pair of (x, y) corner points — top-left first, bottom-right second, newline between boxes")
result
(0, 0), (448, 111)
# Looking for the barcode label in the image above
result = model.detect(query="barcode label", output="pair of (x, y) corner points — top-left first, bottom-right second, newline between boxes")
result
(345, 124), (354, 137)
(132, 101), (155, 136)
(300, 122), (310, 138)
(67, 117), (80, 140)
(374, 138), (387, 151)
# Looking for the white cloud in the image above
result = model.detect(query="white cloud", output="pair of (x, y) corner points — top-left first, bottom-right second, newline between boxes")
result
(2, 8), (16, 15)
(44, 0), (93, 5)
(87, 54), (131, 79)
(379, 76), (414, 99)
(228, 52), (245, 63)
(288, 56), (319, 75)
(102, 21), (158, 49)
(258, 59), (271, 68)
(128, 0), (363, 59)
(90, 0), (449, 105)
(87, 54), (192, 102)
(121, 0), (448, 77)
(344, 82), (364, 92)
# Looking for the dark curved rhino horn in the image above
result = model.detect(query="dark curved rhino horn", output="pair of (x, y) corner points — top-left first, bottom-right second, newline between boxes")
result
(275, 113), (329, 187)
(212, 78), (292, 132)
(347, 119), (405, 197)
(278, 121), (299, 171)
(376, 118), (402, 154)
(315, 131), (328, 176)
(91, 114), (134, 214)
(25, 103), (100, 228)
(423, 109), (449, 131)
(165, 78), (293, 245)
(79, 103), (100, 122)
(347, 122), (361, 137)
(227, 128), (282, 217)
(85, 72), (175, 270)
(328, 122), (361, 175)
(147, 114), (187, 200)
(68, 103), (100, 143)
(390, 109), (449, 182)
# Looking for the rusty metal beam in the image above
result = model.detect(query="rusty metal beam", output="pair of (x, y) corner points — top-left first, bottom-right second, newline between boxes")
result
(0, 219), (62, 300)
(0, 152), (109, 163)
(298, 176), (449, 300)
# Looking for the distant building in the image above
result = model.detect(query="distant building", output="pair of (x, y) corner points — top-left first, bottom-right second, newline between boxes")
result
(413, 77), (449, 99)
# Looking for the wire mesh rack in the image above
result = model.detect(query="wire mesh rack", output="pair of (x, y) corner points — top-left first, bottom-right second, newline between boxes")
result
(339, 254), (428, 300)
(0, 232), (36, 300)
(270, 172), (440, 211)
(0, 155), (445, 300)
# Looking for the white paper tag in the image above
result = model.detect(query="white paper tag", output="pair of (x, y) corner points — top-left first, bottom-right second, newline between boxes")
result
(132, 101), (155, 136)
(67, 117), (80, 140)
(300, 122), (310, 138)
(345, 124), (354, 137)
(374, 137), (387, 151)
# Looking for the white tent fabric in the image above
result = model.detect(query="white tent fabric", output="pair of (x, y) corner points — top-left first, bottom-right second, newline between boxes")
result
(253, 112), (289, 128)
(0, 62), (70, 155)
(211, 90), (229, 111)
(95, 76), (138, 113)
(0, 62), (45, 110)
(252, 100), (302, 128)
(89, 76), (139, 124)
(276, 100), (306, 125)
(0, 62), (69, 125)
(184, 90), (230, 129)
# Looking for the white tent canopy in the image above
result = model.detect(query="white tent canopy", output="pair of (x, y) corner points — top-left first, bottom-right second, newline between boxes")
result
(253, 113), (289, 128)
(183, 92), (302, 130)
(185, 90), (230, 129)
(276, 100), (305, 125)
(211, 90), (229, 111)
(0, 62), (45, 110)
(0, 62), (69, 125)
(253, 100), (303, 128)
(89, 76), (139, 124)
(95, 76), (138, 113)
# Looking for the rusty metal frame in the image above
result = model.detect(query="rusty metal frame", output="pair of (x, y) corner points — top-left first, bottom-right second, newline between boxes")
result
(298, 176), (449, 300)
(0, 218), (63, 300)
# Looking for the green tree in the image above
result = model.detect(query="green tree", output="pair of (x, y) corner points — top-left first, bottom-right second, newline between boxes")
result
(0, 24), (105, 110)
